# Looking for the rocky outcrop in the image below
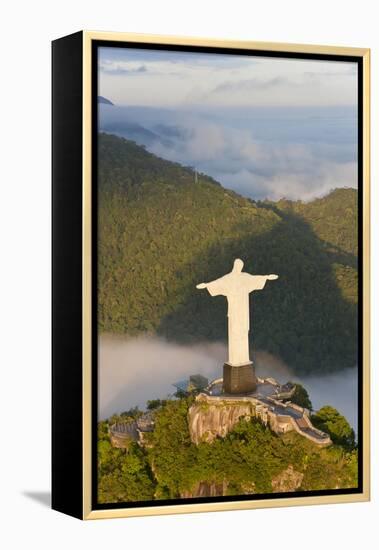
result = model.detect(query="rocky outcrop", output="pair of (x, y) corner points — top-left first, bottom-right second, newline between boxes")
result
(181, 481), (228, 498)
(271, 465), (304, 492)
(181, 468), (304, 497)
(188, 394), (255, 444)
(188, 392), (332, 447)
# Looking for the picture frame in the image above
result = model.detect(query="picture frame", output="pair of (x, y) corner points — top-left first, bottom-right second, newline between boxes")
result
(52, 30), (370, 520)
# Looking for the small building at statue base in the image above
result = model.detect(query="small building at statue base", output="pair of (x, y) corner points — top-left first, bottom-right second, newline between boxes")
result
(172, 373), (209, 396)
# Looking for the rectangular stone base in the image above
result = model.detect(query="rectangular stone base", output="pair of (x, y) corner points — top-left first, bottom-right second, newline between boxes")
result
(223, 362), (257, 394)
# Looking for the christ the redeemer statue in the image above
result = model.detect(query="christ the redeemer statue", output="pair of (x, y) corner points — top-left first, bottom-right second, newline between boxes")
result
(196, 258), (278, 393)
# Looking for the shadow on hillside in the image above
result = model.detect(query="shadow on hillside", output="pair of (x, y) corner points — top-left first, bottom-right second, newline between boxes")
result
(157, 208), (358, 376)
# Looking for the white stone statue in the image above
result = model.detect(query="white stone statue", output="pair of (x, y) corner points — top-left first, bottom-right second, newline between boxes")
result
(196, 259), (278, 367)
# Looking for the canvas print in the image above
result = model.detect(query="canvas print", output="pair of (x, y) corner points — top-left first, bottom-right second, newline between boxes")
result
(96, 45), (360, 506)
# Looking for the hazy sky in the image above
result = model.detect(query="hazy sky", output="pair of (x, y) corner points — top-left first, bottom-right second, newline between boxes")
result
(99, 47), (357, 107)
(98, 46), (358, 201)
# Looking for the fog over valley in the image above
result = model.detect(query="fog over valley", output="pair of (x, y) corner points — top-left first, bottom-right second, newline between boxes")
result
(99, 47), (358, 202)
(99, 104), (357, 201)
(99, 335), (358, 432)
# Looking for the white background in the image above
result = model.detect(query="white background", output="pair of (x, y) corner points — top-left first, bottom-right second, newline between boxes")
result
(0, 1), (377, 548)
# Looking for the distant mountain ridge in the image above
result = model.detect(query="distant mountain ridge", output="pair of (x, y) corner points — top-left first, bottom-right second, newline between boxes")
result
(100, 120), (166, 147)
(98, 95), (114, 105)
(98, 133), (358, 375)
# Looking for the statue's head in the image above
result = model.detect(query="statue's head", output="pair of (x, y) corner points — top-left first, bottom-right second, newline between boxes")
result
(233, 258), (244, 273)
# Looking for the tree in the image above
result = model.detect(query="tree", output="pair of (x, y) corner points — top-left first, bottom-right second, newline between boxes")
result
(290, 382), (313, 410)
(147, 398), (167, 410)
(311, 406), (355, 450)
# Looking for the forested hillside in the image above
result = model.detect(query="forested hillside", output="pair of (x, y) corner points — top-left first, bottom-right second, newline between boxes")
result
(97, 398), (358, 503)
(98, 133), (358, 375)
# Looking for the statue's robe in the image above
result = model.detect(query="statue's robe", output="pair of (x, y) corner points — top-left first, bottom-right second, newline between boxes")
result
(206, 272), (268, 366)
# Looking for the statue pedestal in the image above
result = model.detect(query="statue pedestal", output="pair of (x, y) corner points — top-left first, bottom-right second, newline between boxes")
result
(223, 362), (257, 394)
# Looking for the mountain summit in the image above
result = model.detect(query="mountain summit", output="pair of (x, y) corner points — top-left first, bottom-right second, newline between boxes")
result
(98, 95), (114, 105)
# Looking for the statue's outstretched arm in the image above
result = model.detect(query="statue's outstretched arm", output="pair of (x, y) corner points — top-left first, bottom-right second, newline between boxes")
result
(196, 282), (207, 289)
(266, 274), (279, 280)
(196, 276), (227, 297)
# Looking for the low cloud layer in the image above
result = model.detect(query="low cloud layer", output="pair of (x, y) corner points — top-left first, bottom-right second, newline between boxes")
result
(99, 104), (357, 201)
(99, 335), (358, 432)
(99, 335), (224, 419)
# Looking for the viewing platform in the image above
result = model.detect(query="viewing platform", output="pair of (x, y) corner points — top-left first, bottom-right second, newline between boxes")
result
(188, 383), (331, 446)
(109, 411), (155, 449)
(109, 375), (331, 451)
